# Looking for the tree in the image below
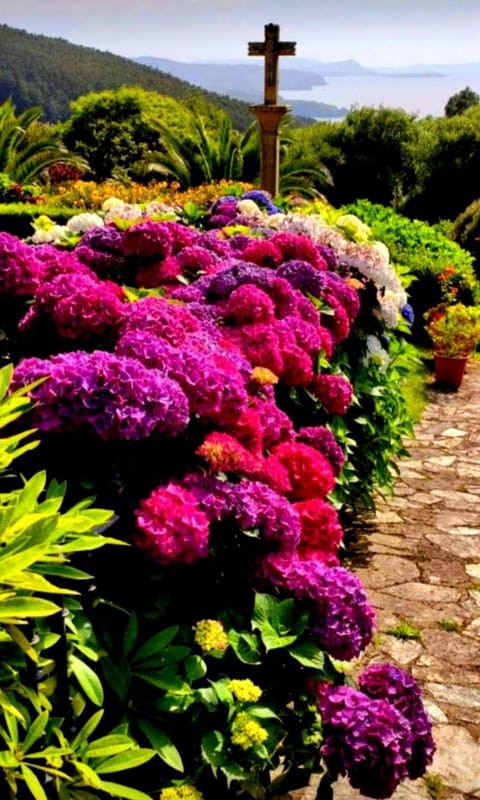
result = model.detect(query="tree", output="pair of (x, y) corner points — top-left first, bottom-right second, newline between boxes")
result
(62, 87), (219, 181)
(319, 106), (419, 208)
(445, 86), (480, 117)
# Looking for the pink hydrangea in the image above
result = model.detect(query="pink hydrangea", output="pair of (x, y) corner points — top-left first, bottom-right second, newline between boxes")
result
(122, 221), (174, 259)
(222, 284), (276, 325)
(134, 483), (210, 564)
(294, 498), (343, 562)
(270, 231), (325, 270)
(240, 239), (283, 268)
(271, 441), (335, 500)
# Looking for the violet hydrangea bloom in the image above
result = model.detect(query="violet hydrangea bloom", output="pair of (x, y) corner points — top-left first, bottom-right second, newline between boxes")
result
(134, 483), (210, 564)
(318, 685), (413, 799)
(12, 351), (189, 441)
(358, 664), (435, 780)
(232, 480), (301, 549)
(256, 553), (375, 660)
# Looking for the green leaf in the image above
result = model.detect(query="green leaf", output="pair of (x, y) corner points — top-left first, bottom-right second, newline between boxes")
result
(227, 630), (262, 664)
(131, 645), (190, 670)
(130, 626), (179, 664)
(185, 655), (207, 682)
(0, 596), (60, 619)
(133, 666), (189, 693)
(94, 748), (156, 774)
(71, 711), (104, 750)
(97, 781), (152, 800)
(123, 613), (138, 659)
(70, 656), (104, 707)
(20, 764), (48, 800)
(247, 706), (280, 721)
(85, 734), (133, 759)
(137, 718), (183, 772)
(0, 750), (19, 767)
(288, 641), (326, 670)
(201, 730), (225, 774)
(22, 711), (49, 753)
(252, 593), (307, 651)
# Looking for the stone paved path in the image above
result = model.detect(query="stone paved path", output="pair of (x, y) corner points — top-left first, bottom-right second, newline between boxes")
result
(295, 360), (480, 800)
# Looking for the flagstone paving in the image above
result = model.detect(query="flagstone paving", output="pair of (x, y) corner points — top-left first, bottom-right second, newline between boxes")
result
(294, 361), (480, 800)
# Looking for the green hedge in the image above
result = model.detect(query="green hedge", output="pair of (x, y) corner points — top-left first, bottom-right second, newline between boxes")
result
(0, 203), (79, 238)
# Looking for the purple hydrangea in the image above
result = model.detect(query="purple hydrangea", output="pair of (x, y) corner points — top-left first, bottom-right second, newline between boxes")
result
(12, 351), (189, 441)
(232, 480), (301, 549)
(116, 329), (248, 425)
(316, 242), (341, 270)
(240, 189), (282, 214)
(276, 259), (325, 296)
(358, 664), (435, 780)
(318, 685), (413, 799)
(256, 553), (375, 660)
(196, 230), (232, 257)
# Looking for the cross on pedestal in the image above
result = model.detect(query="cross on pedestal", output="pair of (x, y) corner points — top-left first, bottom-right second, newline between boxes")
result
(248, 23), (296, 105)
(248, 24), (296, 197)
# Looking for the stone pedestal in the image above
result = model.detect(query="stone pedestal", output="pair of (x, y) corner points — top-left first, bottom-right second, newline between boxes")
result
(249, 104), (290, 198)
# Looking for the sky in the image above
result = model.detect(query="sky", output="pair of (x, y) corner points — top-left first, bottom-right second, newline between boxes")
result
(1, 0), (480, 67)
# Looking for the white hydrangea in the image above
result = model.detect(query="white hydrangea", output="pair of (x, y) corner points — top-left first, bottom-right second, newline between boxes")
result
(31, 224), (70, 244)
(104, 202), (144, 223)
(66, 212), (104, 235)
(363, 335), (390, 371)
(236, 199), (264, 219)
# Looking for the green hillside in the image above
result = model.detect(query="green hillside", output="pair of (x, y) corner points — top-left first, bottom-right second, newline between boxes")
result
(0, 24), (252, 129)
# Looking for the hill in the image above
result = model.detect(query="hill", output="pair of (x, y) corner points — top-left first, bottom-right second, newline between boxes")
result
(0, 24), (253, 130)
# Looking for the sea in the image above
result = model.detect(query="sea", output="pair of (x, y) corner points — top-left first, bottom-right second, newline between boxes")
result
(281, 72), (480, 120)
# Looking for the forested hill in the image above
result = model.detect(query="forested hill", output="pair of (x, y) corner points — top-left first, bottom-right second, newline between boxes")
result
(0, 24), (252, 129)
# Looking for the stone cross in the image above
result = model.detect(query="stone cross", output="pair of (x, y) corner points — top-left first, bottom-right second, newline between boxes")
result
(248, 24), (296, 197)
(248, 23), (296, 105)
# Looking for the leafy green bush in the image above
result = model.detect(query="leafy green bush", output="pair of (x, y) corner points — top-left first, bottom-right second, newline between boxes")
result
(450, 198), (480, 274)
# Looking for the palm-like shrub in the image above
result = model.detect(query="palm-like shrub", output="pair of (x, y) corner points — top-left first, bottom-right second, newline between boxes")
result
(0, 98), (85, 186)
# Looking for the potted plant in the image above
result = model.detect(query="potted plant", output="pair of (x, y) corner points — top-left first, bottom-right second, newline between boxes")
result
(425, 302), (480, 387)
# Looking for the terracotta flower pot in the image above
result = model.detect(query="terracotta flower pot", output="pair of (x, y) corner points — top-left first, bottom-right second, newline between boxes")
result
(433, 353), (469, 388)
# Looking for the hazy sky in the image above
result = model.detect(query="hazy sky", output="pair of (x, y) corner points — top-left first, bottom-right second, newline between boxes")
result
(1, 0), (479, 66)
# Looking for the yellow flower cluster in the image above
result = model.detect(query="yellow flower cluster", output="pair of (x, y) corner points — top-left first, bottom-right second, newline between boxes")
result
(228, 679), (262, 703)
(193, 619), (228, 653)
(43, 179), (255, 213)
(231, 712), (268, 750)
(159, 785), (204, 800)
(45, 180), (175, 209)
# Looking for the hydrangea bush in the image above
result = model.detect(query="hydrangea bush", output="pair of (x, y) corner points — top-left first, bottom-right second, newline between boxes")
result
(0, 188), (434, 799)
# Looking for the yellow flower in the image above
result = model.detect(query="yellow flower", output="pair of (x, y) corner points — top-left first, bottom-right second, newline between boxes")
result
(251, 366), (279, 386)
(159, 785), (204, 800)
(228, 679), (262, 703)
(231, 712), (268, 750)
(194, 619), (228, 653)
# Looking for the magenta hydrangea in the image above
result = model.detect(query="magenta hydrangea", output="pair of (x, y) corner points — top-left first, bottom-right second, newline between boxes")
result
(0, 232), (45, 296)
(134, 482), (210, 564)
(222, 284), (276, 325)
(358, 664), (435, 780)
(176, 245), (220, 276)
(270, 231), (325, 270)
(122, 220), (174, 259)
(317, 685), (413, 799)
(116, 297), (203, 346)
(240, 239), (283, 268)
(23, 272), (125, 341)
(309, 374), (353, 415)
(256, 553), (375, 660)
(12, 351), (189, 441)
